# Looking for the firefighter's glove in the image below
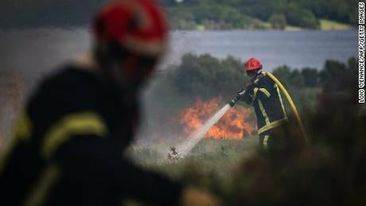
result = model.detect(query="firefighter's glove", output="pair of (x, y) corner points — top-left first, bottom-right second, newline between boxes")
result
(229, 89), (245, 107)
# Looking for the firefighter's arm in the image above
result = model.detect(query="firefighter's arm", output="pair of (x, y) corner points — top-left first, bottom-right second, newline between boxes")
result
(51, 135), (219, 206)
(240, 84), (256, 105)
(240, 77), (271, 104)
(37, 109), (218, 206)
(30, 79), (184, 205)
(34, 75), (219, 206)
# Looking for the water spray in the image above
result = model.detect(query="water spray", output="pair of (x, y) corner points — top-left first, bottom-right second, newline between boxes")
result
(168, 91), (245, 160)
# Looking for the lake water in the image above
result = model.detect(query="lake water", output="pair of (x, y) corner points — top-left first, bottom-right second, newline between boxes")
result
(170, 30), (357, 69)
(0, 28), (357, 87)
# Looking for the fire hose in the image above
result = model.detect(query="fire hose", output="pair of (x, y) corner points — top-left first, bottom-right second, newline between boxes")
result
(263, 72), (308, 143)
(230, 72), (308, 143)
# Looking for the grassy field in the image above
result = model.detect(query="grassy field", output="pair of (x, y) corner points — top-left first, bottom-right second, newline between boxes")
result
(320, 19), (351, 30)
(262, 19), (351, 31)
(128, 136), (259, 195)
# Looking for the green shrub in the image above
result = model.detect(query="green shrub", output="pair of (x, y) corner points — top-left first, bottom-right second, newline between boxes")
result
(285, 5), (320, 29)
(269, 13), (287, 30)
(166, 54), (247, 100)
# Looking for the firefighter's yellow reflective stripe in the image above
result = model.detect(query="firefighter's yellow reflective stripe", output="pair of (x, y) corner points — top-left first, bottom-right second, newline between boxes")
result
(42, 112), (107, 158)
(24, 165), (60, 206)
(259, 88), (271, 98)
(0, 112), (32, 174)
(253, 87), (270, 99)
(258, 118), (287, 135)
(276, 84), (287, 118)
(14, 113), (32, 140)
(253, 87), (259, 100)
(258, 100), (270, 125)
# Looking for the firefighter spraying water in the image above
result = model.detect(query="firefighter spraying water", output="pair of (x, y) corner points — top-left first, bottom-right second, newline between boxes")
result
(237, 57), (307, 150)
(170, 57), (306, 159)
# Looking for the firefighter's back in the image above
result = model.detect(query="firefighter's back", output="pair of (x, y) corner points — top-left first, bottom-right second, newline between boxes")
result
(0, 65), (137, 206)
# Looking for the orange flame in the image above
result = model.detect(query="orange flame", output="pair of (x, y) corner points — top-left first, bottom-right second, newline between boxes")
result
(180, 98), (254, 140)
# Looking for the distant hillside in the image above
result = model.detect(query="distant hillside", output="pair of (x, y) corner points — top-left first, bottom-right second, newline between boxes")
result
(0, 0), (356, 30)
(161, 0), (356, 30)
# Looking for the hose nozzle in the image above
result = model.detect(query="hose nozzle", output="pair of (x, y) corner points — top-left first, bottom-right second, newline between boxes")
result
(229, 89), (245, 107)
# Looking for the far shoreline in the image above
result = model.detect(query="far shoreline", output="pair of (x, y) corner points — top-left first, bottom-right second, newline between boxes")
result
(0, 27), (356, 33)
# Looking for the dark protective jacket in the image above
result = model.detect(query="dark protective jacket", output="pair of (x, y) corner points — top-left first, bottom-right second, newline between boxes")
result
(0, 65), (182, 206)
(242, 73), (287, 135)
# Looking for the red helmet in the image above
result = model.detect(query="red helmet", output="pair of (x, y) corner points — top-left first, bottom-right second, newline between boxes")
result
(93, 0), (168, 58)
(244, 58), (262, 72)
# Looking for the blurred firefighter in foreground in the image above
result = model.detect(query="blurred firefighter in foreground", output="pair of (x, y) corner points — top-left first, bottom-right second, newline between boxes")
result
(0, 0), (219, 205)
(233, 58), (289, 151)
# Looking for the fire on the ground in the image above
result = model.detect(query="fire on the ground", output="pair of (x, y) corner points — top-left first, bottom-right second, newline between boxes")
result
(179, 98), (254, 140)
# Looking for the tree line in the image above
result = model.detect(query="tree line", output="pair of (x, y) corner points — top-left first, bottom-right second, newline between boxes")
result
(0, 0), (356, 29)
(153, 53), (356, 101)
(161, 0), (355, 29)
